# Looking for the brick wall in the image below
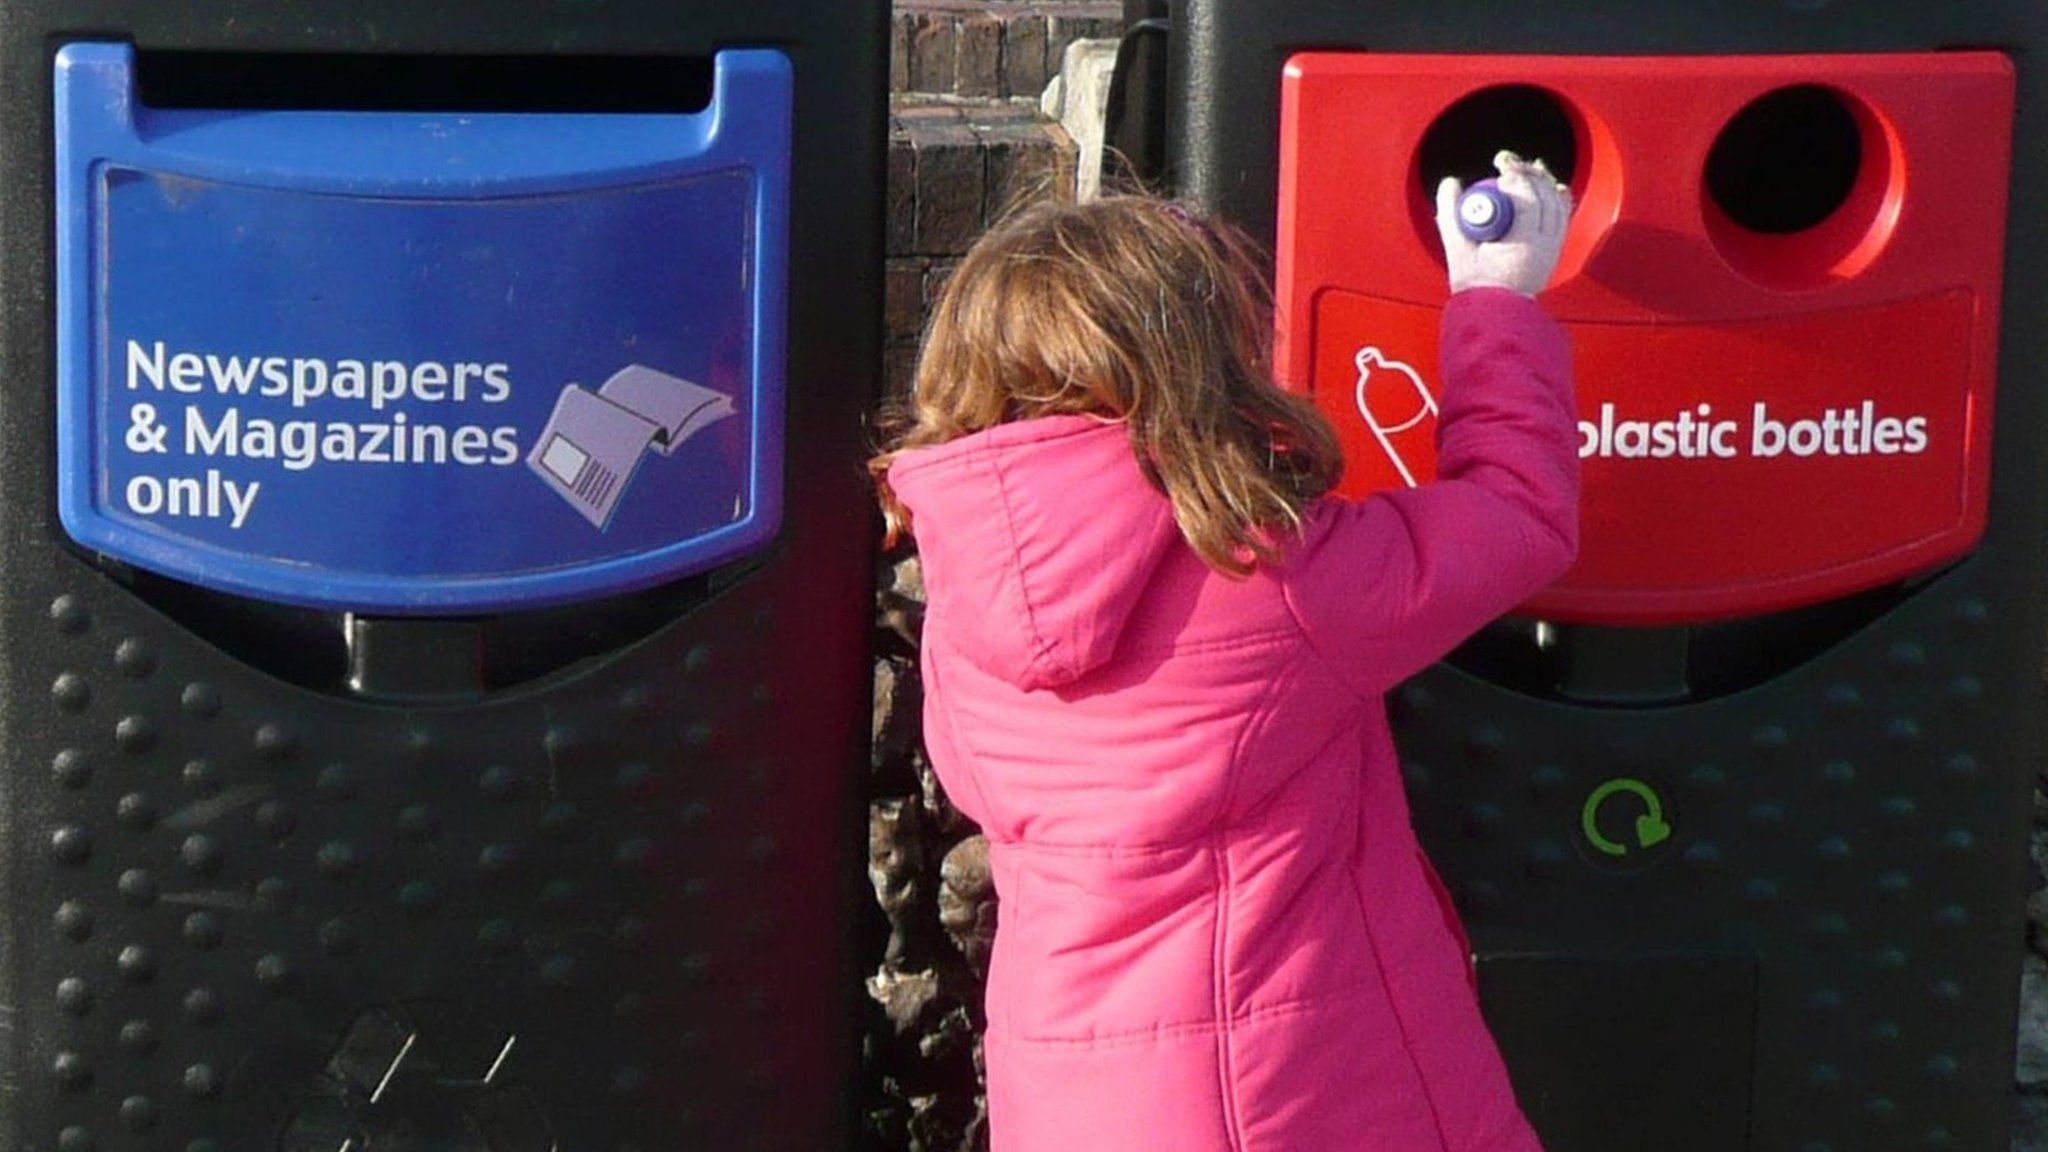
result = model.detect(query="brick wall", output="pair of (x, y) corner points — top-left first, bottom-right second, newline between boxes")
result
(891, 1), (1120, 99)
(881, 3), (1104, 399)
(884, 100), (1075, 400)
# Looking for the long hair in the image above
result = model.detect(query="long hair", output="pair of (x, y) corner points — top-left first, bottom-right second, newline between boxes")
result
(870, 195), (1342, 577)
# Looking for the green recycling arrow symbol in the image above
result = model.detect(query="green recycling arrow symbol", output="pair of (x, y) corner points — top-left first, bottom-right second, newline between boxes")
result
(1581, 778), (1672, 857)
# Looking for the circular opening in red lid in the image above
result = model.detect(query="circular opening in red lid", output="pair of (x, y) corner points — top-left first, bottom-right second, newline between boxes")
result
(1409, 84), (1607, 286)
(1417, 85), (1580, 195)
(1703, 85), (1901, 291)
(1706, 86), (1859, 235)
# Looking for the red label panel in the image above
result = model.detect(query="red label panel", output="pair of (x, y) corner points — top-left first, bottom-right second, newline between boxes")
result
(1278, 52), (2013, 624)
(1313, 289), (1980, 624)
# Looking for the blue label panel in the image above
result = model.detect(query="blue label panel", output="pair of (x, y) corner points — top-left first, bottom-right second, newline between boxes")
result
(56, 43), (791, 613)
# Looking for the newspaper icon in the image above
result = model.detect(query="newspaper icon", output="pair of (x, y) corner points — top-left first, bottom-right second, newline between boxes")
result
(596, 364), (737, 456)
(528, 365), (737, 530)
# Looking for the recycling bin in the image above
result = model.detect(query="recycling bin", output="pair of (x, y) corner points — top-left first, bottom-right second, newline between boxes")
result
(1160, 3), (2046, 1149)
(0, 3), (884, 1150)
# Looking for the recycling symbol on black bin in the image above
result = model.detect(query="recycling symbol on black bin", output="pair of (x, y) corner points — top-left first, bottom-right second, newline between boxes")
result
(279, 1003), (556, 1152)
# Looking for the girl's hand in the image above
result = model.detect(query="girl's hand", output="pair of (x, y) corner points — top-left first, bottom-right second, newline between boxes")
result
(1435, 150), (1574, 297)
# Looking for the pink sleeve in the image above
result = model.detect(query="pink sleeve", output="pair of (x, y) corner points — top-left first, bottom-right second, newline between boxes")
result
(1281, 287), (1580, 699)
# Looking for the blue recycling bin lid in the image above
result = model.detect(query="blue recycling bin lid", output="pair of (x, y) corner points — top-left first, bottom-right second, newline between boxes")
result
(54, 42), (792, 613)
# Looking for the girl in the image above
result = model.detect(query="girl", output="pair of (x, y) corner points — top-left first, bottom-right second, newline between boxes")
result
(872, 153), (1576, 1152)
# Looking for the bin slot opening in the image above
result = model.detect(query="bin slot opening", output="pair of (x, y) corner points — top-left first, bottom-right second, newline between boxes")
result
(105, 555), (758, 698)
(1706, 85), (1861, 235)
(1447, 577), (1926, 706)
(132, 50), (715, 113)
(1416, 85), (1579, 198)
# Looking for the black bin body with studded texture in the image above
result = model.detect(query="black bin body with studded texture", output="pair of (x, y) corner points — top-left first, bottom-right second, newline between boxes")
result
(1163, 3), (2047, 1150)
(0, 4), (883, 1151)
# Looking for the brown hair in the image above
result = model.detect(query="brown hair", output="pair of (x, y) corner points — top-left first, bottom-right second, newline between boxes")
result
(869, 194), (1342, 576)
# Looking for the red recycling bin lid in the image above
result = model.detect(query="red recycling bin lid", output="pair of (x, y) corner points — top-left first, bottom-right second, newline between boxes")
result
(1277, 52), (2014, 625)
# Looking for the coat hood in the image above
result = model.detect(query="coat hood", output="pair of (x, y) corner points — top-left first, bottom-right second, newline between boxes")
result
(887, 415), (1184, 691)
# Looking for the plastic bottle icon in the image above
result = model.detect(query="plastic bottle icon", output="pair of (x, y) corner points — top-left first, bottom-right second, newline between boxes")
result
(1353, 347), (1439, 489)
(1457, 179), (1515, 243)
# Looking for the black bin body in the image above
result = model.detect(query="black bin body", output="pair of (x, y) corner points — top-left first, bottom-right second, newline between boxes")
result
(0, 3), (884, 1150)
(1164, 3), (2047, 1150)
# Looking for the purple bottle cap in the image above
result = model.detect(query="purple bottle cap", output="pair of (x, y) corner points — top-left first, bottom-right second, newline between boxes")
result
(1457, 180), (1514, 243)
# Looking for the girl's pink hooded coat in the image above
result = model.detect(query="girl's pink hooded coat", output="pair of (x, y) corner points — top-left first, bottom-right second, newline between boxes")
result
(885, 289), (1577, 1151)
